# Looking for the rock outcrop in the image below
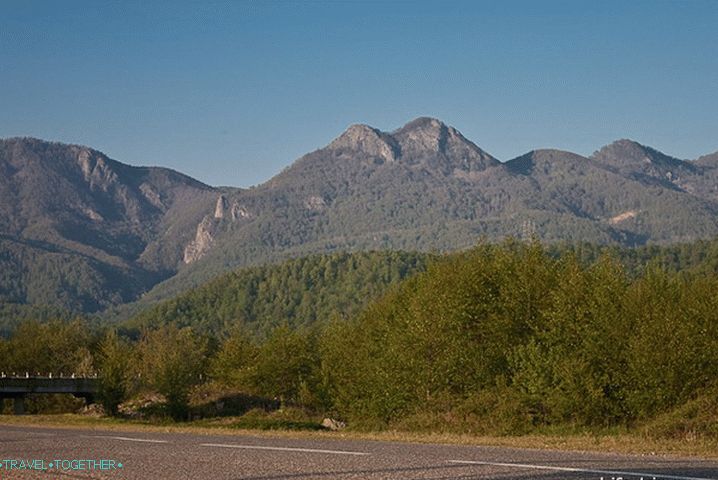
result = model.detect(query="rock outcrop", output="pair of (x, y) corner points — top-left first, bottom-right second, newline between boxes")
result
(328, 124), (400, 163)
(214, 195), (229, 219)
(183, 216), (217, 264)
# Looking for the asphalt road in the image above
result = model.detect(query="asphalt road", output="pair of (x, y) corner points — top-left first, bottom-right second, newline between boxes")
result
(0, 425), (716, 479)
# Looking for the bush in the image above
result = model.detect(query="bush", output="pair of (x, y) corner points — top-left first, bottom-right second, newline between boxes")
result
(96, 330), (132, 416)
(641, 388), (718, 441)
(136, 325), (208, 420)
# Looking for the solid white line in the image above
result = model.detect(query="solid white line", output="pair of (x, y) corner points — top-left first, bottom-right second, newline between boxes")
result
(86, 435), (169, 444)
(200, 443), (369, 456)
(449, 459), (717, 480)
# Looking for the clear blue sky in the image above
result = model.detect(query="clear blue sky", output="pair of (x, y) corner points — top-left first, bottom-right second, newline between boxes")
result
(2, 0), (717, 187)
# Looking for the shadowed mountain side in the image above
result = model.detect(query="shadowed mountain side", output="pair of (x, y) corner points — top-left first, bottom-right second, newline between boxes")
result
(0, 138), (219, 313)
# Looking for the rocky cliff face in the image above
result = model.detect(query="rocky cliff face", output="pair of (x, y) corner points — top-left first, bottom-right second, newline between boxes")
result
(181, 194), (255, 264)
(183, 215), (217, 264)
(214, 195), (228, 218)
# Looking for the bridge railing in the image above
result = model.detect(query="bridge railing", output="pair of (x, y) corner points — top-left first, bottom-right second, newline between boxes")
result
(0, 375), (99, 415)
(1, 372), (99, 379)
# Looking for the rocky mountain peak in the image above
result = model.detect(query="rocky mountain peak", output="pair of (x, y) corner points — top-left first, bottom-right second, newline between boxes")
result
(391, 117), (499, 172)
(393, 117), (450, 153)
(328, 124), (399, 162)
(610, 139), (643, 149)
(396, 116), (447, 132)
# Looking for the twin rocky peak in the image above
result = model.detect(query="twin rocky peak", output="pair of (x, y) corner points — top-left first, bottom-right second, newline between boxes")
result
(327, 116), (499, 172)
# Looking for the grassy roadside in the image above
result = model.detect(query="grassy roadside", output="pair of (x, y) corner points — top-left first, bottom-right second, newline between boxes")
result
(1, 414), (716, 459)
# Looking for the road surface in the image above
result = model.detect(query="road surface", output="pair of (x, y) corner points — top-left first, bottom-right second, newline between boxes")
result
(0, 424), (716, 479)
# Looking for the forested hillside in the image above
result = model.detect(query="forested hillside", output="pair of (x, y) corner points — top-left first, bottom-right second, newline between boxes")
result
(552, 237), (718, 277)
(117, 237), (718, 336)
(2, 241), (717, 441)
(121, 251), (429, 336)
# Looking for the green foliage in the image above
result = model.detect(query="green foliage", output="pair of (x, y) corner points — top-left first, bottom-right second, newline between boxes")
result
(641, 386), (718, 440)
(249, 326), (317, 406)
(209, 325), (258, 388)
(511, 256), (631, 425)
(2, 240), (718, 438)
(0, 303), (75, 337)
(124, 251), (428, 336)
(623, 270), (718, 418)
(0, 236), (164, 325)
(551, 238), (718, 278)
(320, 241), (555, 425)
(208, 324), (322, 409)
(96, 330), (132, 416)
(320, 241), (718, 434)
(135, 325), (208, 420)
(0, 319), (95, 375)
(0, 318), (97, 414)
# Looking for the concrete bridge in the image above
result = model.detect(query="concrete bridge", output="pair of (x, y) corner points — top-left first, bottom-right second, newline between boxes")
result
(0, 375), (97, 414)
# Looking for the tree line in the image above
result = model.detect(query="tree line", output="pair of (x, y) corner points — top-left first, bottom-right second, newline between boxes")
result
(1, 240), (717, 436)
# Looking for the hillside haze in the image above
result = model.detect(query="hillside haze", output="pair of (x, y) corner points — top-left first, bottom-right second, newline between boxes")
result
(2, 118), (718, 317)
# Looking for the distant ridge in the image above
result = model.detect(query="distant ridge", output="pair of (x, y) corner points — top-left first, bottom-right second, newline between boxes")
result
(2, 118), (718, 317)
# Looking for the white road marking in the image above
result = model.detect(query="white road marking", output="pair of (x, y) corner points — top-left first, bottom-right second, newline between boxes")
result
(84, 435), (169, 444)
(200, 443), (369, 456)
(3, 429), (56, 437)
(449, 459), (717, 480)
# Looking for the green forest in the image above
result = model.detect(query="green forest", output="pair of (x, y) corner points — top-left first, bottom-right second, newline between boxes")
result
(1, 240), (717, 441)
(122, 251), (430, 336)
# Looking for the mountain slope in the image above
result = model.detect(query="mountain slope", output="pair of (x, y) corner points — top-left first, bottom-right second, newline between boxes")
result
(128, 118), (518, 305)
(0, 138), (218, 313)
(137, 119), (718, 308)
(3, 120), (718, 319)
(505, 148), (718, 244)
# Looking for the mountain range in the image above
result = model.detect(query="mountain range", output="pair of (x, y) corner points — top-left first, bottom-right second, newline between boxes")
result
(2, 117), (718, 318)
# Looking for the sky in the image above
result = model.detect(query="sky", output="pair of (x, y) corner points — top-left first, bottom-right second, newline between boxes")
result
(1, 0), (717, 187)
